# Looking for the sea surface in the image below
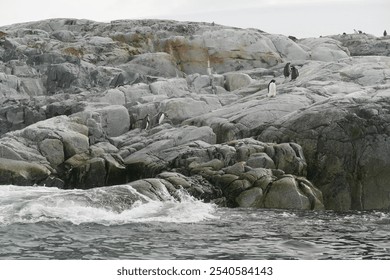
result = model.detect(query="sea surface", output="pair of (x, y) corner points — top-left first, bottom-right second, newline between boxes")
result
(0, 184), (389, 260)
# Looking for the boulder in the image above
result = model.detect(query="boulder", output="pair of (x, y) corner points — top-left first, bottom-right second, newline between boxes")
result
(61, 131), (89, 159)
(299, 37), (350, 61)
(63, 152), (127, 189)
(51, 30), (76, 42)
(99, 88), (126, 105)
(39, 138), (65, 166)
(0, 158), (50, 185)
(224, 72), (253, 91)
(160, 97), (220, 124)
(263, 176), (311, 209)
(94, 105), (130, 137)
(46, 63), (80, 93)
(149, 78), (189, 97)
(0, 115), (90, 178)
(266, 34), (310, 61)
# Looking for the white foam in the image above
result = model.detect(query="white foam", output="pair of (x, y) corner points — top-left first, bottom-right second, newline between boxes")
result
(0, 185), (218, 226)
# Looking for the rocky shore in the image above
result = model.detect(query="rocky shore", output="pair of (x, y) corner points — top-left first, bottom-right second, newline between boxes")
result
(1, 18), (390, 210)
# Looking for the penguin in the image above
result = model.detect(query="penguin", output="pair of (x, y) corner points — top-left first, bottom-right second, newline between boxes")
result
(283, 62), (291, 78)
(384, 30), (388, 37)
(267, 80), (276, 97)
(291, 66), (299, 81)
(156, 112), (167, 125)
(141, 114), (150, 130)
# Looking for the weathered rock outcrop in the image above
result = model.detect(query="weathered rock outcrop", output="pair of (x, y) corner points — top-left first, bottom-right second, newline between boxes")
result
(259, 94), (390, 211)
(330, 33), (390, 57)
(1, 18), (390, 210)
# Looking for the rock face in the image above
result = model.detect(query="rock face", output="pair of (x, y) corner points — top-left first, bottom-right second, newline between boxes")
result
(260, 95), (390, 211)
(330, 33), (390, 56)
(1, 19), (390, 210)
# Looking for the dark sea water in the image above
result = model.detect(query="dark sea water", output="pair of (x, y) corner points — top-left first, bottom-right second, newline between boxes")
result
(1, 185), (389, 260)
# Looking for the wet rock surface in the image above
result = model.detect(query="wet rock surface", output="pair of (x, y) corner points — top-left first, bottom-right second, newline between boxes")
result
(1, 19), (390, 210)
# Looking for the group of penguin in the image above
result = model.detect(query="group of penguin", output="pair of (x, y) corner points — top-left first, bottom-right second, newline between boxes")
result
(267, 62), (299, 97)
(138, 112), (166, 130)
(138, 62), (298, 130)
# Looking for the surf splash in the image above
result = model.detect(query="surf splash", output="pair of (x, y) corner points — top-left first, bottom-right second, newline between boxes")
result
(0, 185), (218, 226)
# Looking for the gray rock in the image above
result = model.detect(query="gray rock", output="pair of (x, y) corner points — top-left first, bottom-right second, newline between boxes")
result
(128, 52), (182, 78)
(51, 30), (76, 42)
(247, 152), (275, 169)
(299, 37), (350, 61)
(61, 131), (89, 159)
(39, 138), (64, 166)
(99, 88), (126, 105)
(263, 176), (311, 210)
(46, 63), (80, 93)
(160, 97), (221, 124)
(260, 94), (390, 210)
(331, 33), (390, 56)
(266, 34), (310, 61)
(224, 72), (253, 91)
(149, 78), (189, 97)
(0, 158), (50, 185)
(94, 105), (130, 137)
(236, 187), (263, 208)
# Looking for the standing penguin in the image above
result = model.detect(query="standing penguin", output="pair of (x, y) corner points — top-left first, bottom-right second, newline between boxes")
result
(384, 30), (388, 37)
(141, 114), (150, 130)
(291, 66), (299, 81)
(283, 62), (291, 78)
(156, 112), (167, 125)
(267, 80), (276, 97)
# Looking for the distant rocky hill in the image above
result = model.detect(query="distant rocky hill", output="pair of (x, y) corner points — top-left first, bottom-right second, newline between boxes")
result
(1, 18), (390, 211)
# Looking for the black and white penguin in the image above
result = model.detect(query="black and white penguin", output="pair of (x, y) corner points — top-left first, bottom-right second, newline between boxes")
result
(267, 80), (276, 97)
(283, 62), (291, 78)
(141, 114), (150, 130)
(156, 112), (167, 125)
(291, 66), (299, 81)
(384, 30), (388, 37)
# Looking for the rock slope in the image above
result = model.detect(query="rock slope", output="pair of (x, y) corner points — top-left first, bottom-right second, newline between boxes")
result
(1, 18), (390, 210)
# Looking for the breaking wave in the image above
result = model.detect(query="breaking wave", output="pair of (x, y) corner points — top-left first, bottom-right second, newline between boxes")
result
(0, 185), (218, 226)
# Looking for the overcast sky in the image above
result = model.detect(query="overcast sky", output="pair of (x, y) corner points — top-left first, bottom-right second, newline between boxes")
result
(0, 0), (389, 38)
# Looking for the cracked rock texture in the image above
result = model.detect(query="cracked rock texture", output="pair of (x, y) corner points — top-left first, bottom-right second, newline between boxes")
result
(1, 19), (390, 210)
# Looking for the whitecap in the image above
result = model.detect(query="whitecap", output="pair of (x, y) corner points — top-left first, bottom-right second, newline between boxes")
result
(0, 185), (218, 226)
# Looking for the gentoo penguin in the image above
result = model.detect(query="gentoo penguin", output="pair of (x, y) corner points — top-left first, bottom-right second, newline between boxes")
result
(291, 66), (299, 81)
(283, 62), (291, 78)
(267, 80), (276, 97)
(141, 114), (150, 130)
(384, 30), (388, 37)
(156, 112), (167, 125)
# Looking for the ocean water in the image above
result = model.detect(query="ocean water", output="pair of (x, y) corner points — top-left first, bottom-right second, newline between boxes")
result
(0, 185), (389, 260)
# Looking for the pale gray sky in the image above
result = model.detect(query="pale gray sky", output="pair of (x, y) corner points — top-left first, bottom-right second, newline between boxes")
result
(0, 0), (389, 38)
